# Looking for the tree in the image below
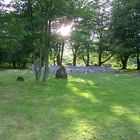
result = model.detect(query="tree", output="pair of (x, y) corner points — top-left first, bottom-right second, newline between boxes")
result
(110, 0), (140, 69)
(131, 1), (140, 70)
(38, 0), (83, 81)
(92, 0), (113, 66)
(70, 1), (94, 66)
(0, 10), (29, 68)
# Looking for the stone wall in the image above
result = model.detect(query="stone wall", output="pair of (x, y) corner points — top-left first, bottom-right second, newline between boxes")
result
(48, 66), (117, 74)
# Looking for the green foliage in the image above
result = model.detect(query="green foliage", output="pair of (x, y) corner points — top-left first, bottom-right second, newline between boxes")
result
(110, 0), (140, 69)
(0, 11), (29, 68)
(1, 0), (140, 71)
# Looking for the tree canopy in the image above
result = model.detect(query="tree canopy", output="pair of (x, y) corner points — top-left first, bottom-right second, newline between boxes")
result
(0, 0), (140, 81)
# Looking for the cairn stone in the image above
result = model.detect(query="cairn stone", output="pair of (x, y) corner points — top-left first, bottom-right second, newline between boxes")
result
(17, 76), (24, 81)
(55, 66), (68, 79)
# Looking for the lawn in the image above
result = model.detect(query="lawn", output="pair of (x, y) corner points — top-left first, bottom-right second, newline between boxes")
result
(0, 70), (140, 140)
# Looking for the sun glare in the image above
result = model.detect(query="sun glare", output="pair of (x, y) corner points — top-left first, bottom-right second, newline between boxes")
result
(57, 25), (72, 37)
(4, 0), (12, 4)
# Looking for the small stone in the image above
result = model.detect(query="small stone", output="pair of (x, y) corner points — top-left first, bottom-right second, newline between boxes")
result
(17, 76), (24, 81)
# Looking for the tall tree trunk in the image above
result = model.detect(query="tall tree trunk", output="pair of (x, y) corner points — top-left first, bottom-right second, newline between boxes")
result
(121, 55), (129, 69)
(98, 52), (102, 66)
(43, 45), (50, 82)
(38, 47), (42, 79)
(53, 43), (58, 66)
(72, 44), (79, 66)
(137, 54), (140, 70)
(56, 43), (64, 66)
(86, 50), (90, 66)
(53, 55), (56, 66)
(12, 59), (16, 68)
(82, 52), (89, 66)
(22, 62), (26, 69)
(121, 60), (127, 69)
(43, 18), (51, 82)
(82, 52), (86, 66)
(73, 53), (77, 66)
(56, 44), (61, 66)
(72, 47), (77, 66)
(60, 40), (64, 65)
(33, 51), (39, 81)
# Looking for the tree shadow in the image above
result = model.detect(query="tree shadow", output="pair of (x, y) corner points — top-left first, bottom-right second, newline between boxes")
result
(0, 72), (140, 139)
(33, 73), (140, 139)
(52, 73), (140, 139)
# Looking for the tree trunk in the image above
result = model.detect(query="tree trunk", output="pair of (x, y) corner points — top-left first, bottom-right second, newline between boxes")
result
(43, 46), (50, 82)
(137, 54), (140, 70)
(82, 52), (89, 66)
(57, 55), (61, 66)
(86, 50), (90, 66)
(38, 47), (42, 79)
(73, 53), (77, 66)
(56, 41), (64, 66)
(56, 44), (61, 66)
(33, 51), (39, 81)
(82, 52), (87, 66)
(98, 52), (102, 66)
(53, 57), (56, 66)
(60, 40), (64, 65)
(72, 47), (77, 66)
(18, 61), (21, 69)
(53, 43), (59, 66)
(121, 55), (129, 69)
(22, 62), (26, 69)
(43, 17), (51, 82)
(121, 61), (127, 69)
(12, 59), (16, 68)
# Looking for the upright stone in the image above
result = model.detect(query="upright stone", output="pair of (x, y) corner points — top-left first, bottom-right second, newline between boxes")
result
(55, 66), (68, 79)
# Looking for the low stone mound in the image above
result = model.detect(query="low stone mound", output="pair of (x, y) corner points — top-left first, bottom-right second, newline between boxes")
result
(17, 76), (24, 81)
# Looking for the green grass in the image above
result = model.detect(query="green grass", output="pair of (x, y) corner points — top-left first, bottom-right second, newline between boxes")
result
(0, 70), (140, 140)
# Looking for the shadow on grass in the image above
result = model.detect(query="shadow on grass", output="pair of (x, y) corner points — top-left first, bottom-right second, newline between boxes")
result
(0, 72), (140, 139)
(43, 74), (140, 140)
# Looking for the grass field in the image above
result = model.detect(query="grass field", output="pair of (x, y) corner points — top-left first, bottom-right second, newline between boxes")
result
(0, 70), (140, 140)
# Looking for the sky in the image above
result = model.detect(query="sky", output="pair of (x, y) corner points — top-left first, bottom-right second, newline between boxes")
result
(4, 0), (12, 4)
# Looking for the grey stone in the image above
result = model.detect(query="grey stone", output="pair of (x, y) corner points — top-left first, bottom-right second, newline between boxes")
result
(55, 66), (68, 79)
(17, 76), (24, 81)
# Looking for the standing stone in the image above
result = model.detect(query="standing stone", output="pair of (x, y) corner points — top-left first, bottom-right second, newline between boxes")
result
(55, 66), (68, 79)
